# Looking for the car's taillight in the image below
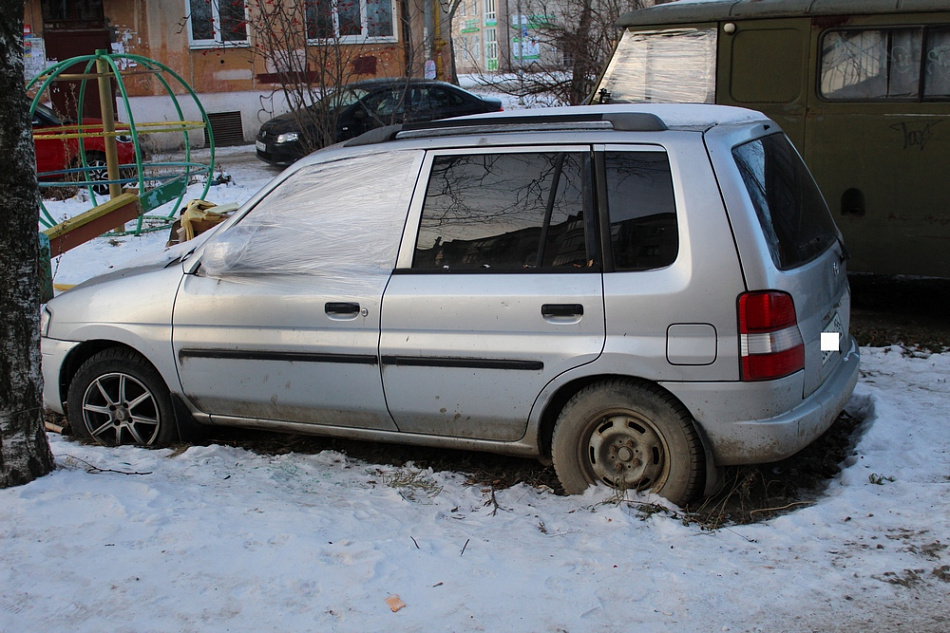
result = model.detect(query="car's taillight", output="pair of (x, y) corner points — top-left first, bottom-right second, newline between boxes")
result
(738, 291), (804, 381)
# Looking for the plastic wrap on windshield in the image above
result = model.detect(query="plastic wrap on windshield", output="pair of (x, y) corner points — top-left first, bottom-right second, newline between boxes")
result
(594, 27), (717, 104)
(199, 150), (421, 296)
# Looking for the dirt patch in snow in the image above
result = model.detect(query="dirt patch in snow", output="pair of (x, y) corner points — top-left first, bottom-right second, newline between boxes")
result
(850, 274), (950, 352)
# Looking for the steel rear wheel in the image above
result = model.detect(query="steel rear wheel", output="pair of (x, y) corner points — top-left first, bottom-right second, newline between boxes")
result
(552, 380), (705, 505)
(67, 348), (177, 447)
(587, 408), (669, 491)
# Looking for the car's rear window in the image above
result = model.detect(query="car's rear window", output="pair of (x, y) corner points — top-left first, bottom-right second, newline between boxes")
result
(732, 134), (837, 270)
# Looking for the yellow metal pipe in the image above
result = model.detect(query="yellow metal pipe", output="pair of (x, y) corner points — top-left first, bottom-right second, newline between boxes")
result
(95, 55), (122, 201)
(50, 69), (160, 81)
(32, 121), (207, 141)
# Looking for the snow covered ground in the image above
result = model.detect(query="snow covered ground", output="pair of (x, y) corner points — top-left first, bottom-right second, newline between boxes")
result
(2, 348), (949, 632)
(4, 104), (948, 632)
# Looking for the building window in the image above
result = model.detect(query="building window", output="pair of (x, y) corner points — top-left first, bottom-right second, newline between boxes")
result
(484, 0), (496, 25)
(485, 27), (498, 70)
(187, 0), (249, 48)
(458, 33), (481, 65)
(306, 0), (397, 43)
(41, 0), (105, 27)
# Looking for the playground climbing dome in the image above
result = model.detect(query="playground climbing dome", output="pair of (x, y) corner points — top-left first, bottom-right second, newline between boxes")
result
(28, 50), (216, 239)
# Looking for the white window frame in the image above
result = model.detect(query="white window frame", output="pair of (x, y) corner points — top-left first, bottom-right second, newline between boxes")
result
(186, 0), (250, 49)
(306, 0), (399, 45)
(485, 28), (498, 54)
(484, 0), (496, 23)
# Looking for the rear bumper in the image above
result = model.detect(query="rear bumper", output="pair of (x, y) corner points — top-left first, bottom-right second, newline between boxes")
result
(665, 336), (861, 466)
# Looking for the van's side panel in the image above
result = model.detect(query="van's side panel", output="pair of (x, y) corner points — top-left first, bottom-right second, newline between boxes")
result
(716, 17), (812, 150)
(599, 0), (950, 277)
(802, 13), (950, 276)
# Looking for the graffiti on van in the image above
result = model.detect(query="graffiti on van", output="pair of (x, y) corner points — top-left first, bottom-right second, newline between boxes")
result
(890, 120), (942, 151)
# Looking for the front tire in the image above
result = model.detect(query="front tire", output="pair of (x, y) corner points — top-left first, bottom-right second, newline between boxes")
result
(67, 348), (178, 446)
(551, 380), (704, 505)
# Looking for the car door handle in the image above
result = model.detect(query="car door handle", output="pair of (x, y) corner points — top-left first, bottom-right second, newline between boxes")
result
(542, 303), (584, 318)
(325, 302), (361, 316)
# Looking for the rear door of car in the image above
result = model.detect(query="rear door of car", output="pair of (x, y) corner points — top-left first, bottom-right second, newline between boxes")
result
(172, 150), (424, 429)
(706, 124), (851, 397)
(379, 146), (606, 442)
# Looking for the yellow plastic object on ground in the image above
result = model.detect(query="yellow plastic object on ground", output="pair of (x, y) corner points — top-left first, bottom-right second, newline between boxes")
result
(180, 199), (238, 241)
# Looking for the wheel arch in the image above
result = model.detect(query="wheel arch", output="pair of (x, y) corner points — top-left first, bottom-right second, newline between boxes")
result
(56, 340), (129, 408)
(57, 340), (199, 442)
(535, 373), (720, 495)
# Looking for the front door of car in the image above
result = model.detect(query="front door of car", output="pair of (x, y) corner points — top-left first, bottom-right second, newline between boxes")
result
(172, 150), (424, 430)
(379, 147), (606, 442)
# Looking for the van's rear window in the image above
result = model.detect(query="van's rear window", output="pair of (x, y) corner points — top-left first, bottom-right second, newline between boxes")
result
(732, 134), (837, 270)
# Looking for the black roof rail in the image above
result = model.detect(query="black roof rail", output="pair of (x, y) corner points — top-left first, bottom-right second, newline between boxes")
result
(343, 111), (667, 147)
(399, 111), (667, 135)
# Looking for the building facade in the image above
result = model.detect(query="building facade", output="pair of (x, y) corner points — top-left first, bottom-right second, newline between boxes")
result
(24, 0), (426, 146)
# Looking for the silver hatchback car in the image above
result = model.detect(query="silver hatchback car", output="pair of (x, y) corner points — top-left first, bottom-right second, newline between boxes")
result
(42, 104), (859, 505)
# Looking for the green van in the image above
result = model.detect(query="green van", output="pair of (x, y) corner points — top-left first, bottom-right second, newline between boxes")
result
(593, 0), (949, 277)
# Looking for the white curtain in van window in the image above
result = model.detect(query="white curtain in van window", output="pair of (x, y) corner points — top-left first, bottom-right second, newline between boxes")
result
(925, 28), (950, 97)
(596, 28), (717, 104)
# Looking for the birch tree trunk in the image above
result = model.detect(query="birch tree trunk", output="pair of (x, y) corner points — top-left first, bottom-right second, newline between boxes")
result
(0, 0), (55, 488)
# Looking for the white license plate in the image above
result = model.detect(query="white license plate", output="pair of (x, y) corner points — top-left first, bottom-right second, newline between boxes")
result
(821, 312), (843, 365)
(255, 140), (266, 152)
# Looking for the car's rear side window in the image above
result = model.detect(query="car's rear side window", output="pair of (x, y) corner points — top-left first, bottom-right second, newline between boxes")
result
(732, 134), (837, 270)
(604, 151), (678, 271)
(413, 152), (594, 271)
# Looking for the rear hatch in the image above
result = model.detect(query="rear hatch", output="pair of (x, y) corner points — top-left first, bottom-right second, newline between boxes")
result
(708, 125), (850, 397)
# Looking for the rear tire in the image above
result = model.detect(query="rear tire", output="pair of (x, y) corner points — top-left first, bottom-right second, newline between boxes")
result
(67, 348), (178, 447)
(551, 380), (704, 505)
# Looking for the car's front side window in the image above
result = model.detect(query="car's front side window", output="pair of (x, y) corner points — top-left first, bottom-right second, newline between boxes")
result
(200, 150), (422, 290)
(412, 151), (594, 271)
(369, 89), (407, 117)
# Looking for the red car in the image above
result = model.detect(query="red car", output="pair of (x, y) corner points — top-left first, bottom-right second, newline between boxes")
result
(32, 103), (137, 194)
